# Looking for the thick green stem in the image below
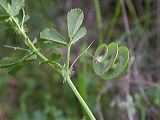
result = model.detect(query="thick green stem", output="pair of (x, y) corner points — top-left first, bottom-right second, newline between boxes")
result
(66, 75), (96, 120)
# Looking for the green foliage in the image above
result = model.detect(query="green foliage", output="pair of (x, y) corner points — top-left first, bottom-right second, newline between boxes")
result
(40, 8), (86, 46)
(93, 42), (129, 80)
(67, 8), (84, 38)
(0, 0), (10, 20)
(67, 8), (86, 44)
(0, 0), (24, 19)
(72, 27), (86, 44)
(0, 0), (130, 119)
(10, 0), (25, 16)
(0, 52), (36, 75)
(0, 57), (19, 68)
(40, 28), (67, 47)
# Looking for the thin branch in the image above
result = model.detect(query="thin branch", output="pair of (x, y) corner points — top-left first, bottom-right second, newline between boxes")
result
(3, 45), (29, 52)
(70, 41), (94, 69)
(96, 81), (108, 120)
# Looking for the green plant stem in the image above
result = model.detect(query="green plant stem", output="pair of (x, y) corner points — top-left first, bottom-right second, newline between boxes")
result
(3, 45), (29, 52)
(70, 41), (93, 69)
(93, 0), (103, 45)
(67, 44), (71, 70)
(66, 44), (96, 120)
(11, 14), (96, 120)
(66, 75), (96, 120)
(11, 16), (47, 60)
(10, 16), (62, 72)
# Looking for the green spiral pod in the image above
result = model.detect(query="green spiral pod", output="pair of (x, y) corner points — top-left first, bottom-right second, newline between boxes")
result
(93, 42), (129, 80)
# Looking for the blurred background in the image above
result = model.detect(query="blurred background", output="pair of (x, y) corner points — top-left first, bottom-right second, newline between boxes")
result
(0, 0), (160, 120)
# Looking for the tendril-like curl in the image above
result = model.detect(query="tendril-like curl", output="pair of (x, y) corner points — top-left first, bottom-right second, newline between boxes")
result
(93, 42), (129, 80)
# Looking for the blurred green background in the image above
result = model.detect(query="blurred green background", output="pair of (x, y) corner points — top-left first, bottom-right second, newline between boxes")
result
(0, 0), (160, 120)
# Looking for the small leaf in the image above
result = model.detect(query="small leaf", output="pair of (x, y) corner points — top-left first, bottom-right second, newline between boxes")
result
(67, 8), (84, 39)
(0, 11), (9, 21)
(8, 64), (23, 75)
(25, 54), (37, 61)
(0, 57), (20, 68)
(50, 52), (61, 61)
(0, 0), (10, 21)
(24, 15), (30, 22)
(0, 0), (9, 12)
(40, 28), (67, 46)
(32, 38), (37, 44)
(5, 26), (16, 33)
(38, 40), (63, 49)
(10, 0), (25, 16)
(21, 51), (37, 61)
(72, 27), (86, 44)
(0, 52), (37, 69)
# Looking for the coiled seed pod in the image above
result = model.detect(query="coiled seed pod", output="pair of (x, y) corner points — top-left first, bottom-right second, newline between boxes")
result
(93, 42), (129, 80)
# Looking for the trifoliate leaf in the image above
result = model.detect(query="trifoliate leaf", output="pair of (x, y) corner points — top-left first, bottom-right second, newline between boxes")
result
(72, 27), (86, 44)
(40, 28), (67, 46)
(67, 8), (84, 39)
(0, 52), (37, 69)
(10, 0), (25, 16)
(0, 0), (24, 20)
(8, 64), (23, 75)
